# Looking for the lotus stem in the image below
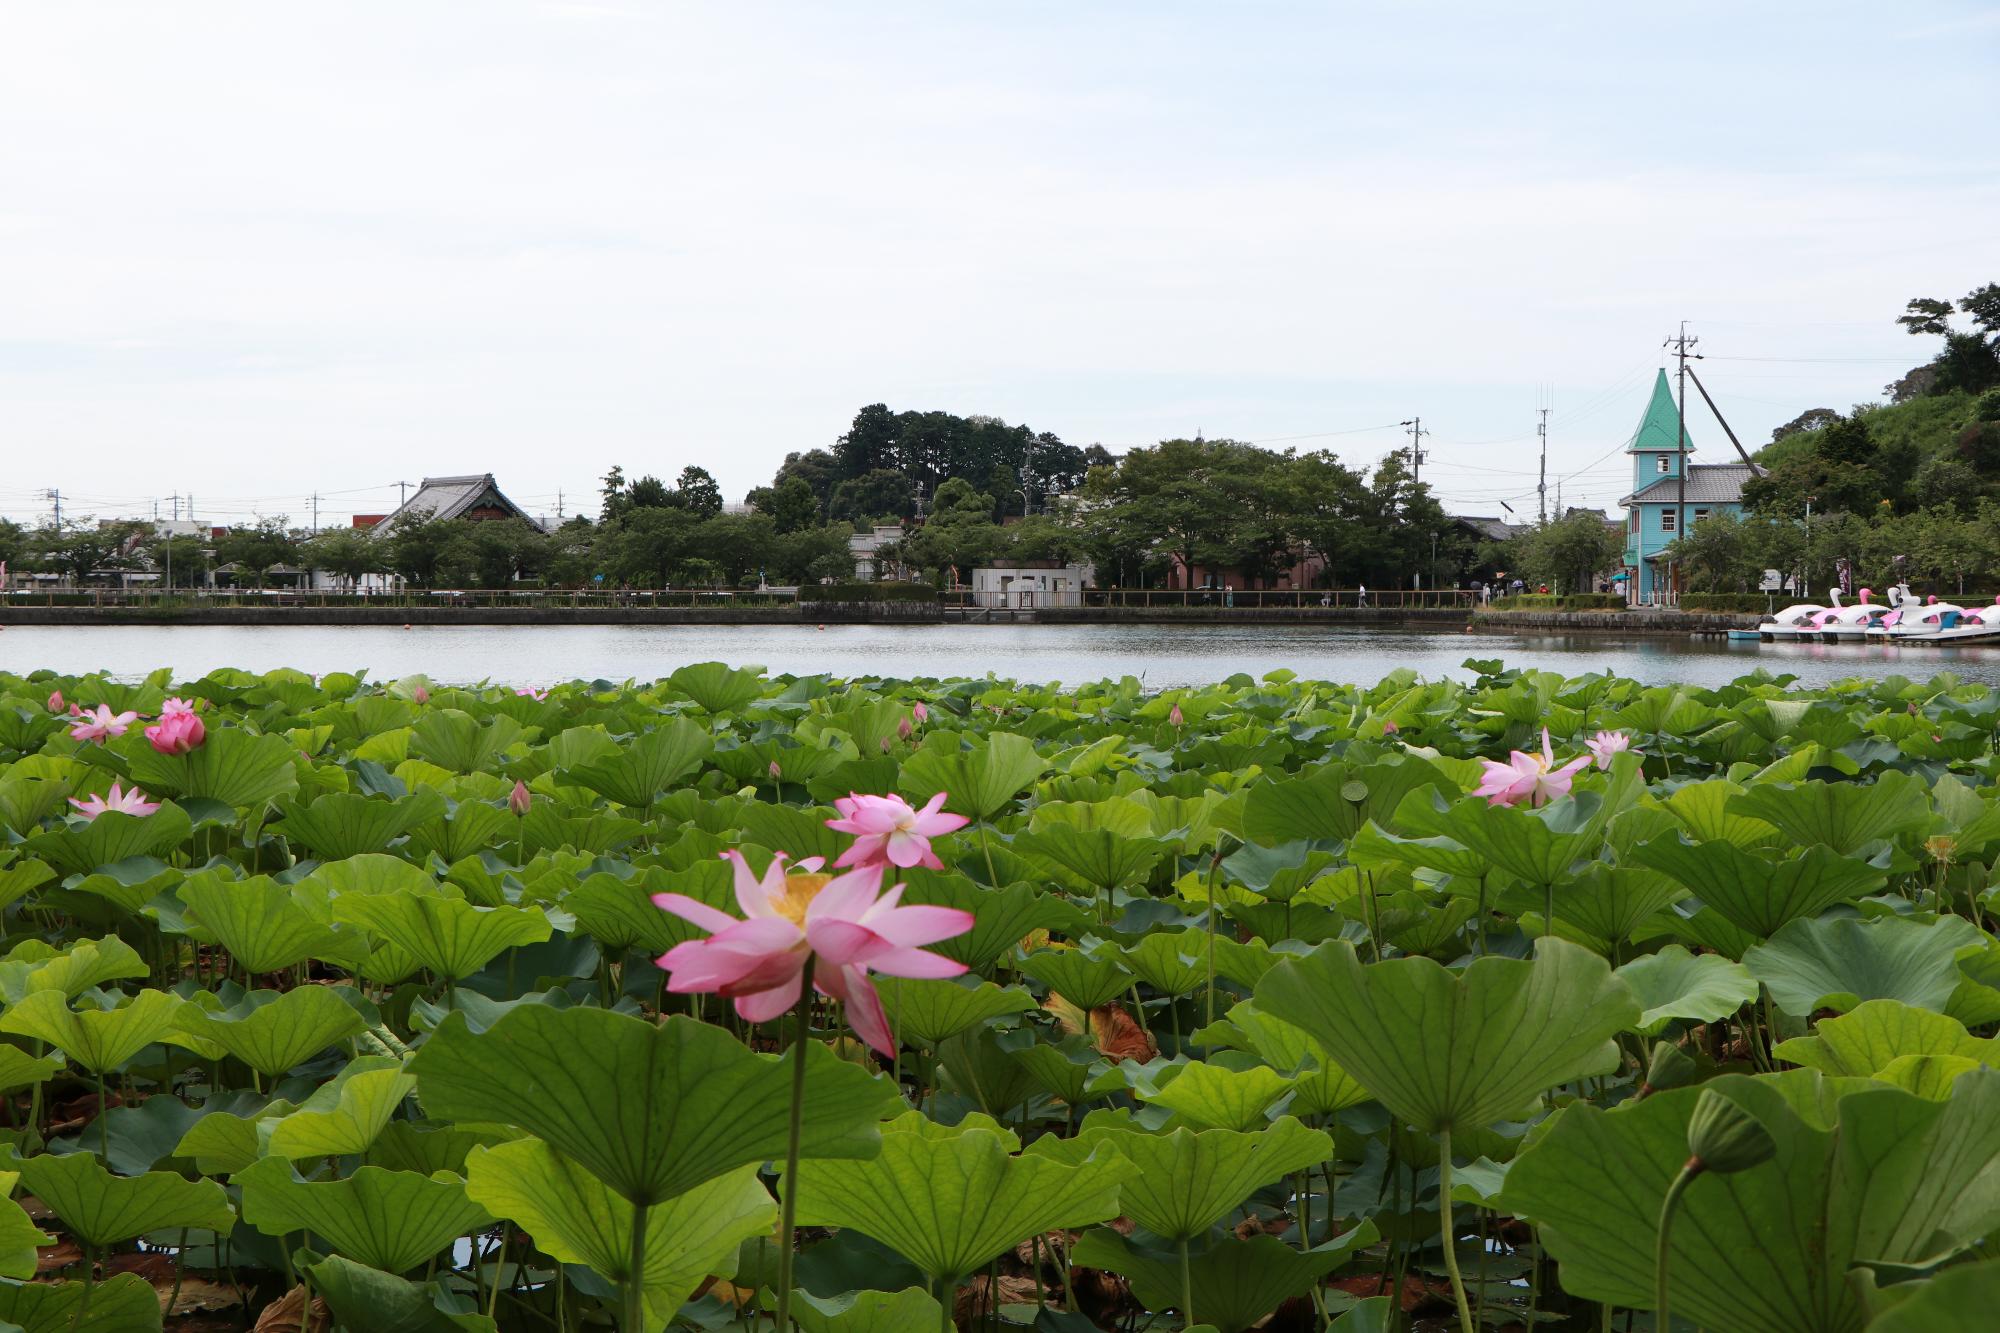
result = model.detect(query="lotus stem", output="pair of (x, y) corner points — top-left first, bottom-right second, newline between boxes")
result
(1178, 1235), (1195, 1327)
(626, 1200), (650, 1333)
(1654, 1160), (1699, 1333)
(1437, 1125), (1475, 1333)
(775, 956), (816, 1333)
(1203, 850), (1221, 1037)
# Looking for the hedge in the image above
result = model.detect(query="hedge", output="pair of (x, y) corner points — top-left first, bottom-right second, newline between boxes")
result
(806, 582), (939, 603)
(1489, 593), (1626, 611)
(1679, 593), (1776, 612)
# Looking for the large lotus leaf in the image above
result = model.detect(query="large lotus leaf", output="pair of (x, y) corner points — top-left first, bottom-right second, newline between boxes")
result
(1744, 915), (1985, 1017)
(1614, 945), (1759, 1035)
(1020, 950), (1134, 1011)
(791, 1111), (1136, 1284)
(1412, 792), (1606, 888)
(1, 1149), (233, 1247)
(68, 857), (181, 918)
(561, 870), (690, 956)
(238, 1159), (492, 1273)
(898, 732), (1048, 822)
(734, 802), (849, 865)
(935, 1028), (1042, 1116)
(874, 977), (1036, 1047)
(1255, 938), (1636, 1132)
(300, 852), (439, 902)
(412, 1007), (900, 1205)
(0, 859), (54, 913)
(1871, 1054), (1982, 1099)
(1014, 822), (1168, 894)
(0, 1273), (162, 1333)
(0, 1049), (61, 1095)
(1527, 863), (1687, 952)
(267, 1058), (416, 1159)
(404, 801), (515, 865)
(1724, 771), (1931, 856)
(464, 1139), (770, 1329)
(270, 791), (436, 861)
(1862, 1257), (2000, 1333)
(174, 1098), (299, 1175)
(177, 870), (361, 975)
(1772, 1000), (2000, 1077)
(124, 725), (298, 809)
(331, 892), (551, 982)
(1222, 1003), (1371, 1116)
(175, 986), (369, 1079)
(1244, 757), (1447, 844)
(0, 988), (182, 1074)
(898, 876), (1092, 970)
(1073, 1229), (1374, 1333)
(26, 802), (192, 876)
(1631, 838), (1888, 939)
(0, 934), (147, 1002)
(790, 1288), (953, 1333)
(408, 709), (522, 775)
(1659, 779), (1782, 849)
(1346, 821), (1487, 882)
(303, 1255), (498, 1333)
(1504, 1069), (2000, 1333)
(0, 1173), (50, 1280)
(1121, 930), (1209, 997)
(1008, 1037), (1105, 1106)
(1037, 1113), (1330, 1240)
(563, 718), (713, 809)
(1140, 1062), (1293, 1132)
(668, 661), (767, 713)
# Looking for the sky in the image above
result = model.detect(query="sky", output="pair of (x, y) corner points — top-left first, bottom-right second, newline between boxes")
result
(1, 2), (1995, 530)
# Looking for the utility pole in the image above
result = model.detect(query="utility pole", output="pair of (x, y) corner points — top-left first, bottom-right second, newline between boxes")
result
(395, 480), (411, 507)
(1664, 323), (1701, 606)
(1399, 417), (1429, 489)
(556, 490), (564, 521)
(43, 489), (62, 529)
(311, 492), (320, 534)
(1537, 405), (1550, 524)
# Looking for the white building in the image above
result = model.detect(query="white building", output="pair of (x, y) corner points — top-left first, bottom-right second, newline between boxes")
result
(849, 524), (905, 581)
(969, 561), (1095, 608)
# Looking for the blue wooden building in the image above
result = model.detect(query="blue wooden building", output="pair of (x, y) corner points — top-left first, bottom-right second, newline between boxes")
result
(1618, 370), (1755, 606)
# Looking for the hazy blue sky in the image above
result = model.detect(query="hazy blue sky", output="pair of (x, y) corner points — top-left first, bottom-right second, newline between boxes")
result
(2, 2), (1995, 528)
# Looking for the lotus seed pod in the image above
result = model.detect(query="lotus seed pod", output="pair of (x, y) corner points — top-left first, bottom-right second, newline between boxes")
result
(1644, 1041), (1696, 1093)
(1685, 1088), (1775, 1175)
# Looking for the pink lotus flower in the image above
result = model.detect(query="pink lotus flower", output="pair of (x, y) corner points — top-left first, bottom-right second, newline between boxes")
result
(144, 709), (206, 755)
(1473, 728), (1590, 808)
(508, 780), (532, 816)
(69, 705), (139, 744)
(769, 760), (783, 780)
(879, 736), (893, 754)
(911, 701), (928, 724)
(412, 685), (430, 704)
(68, 781), (159, 821)
(46, 691), (63, 713)
(1381, 720), (1399, 735)
(1169, 703), (1185, 727)
(826, 792), (970, 871)
(160, 696), (198, 718)
(515, 687), (548, 701)
(897, 716), (913, 741)
(1584, 730), (1635, 770)
(653, 851), (974, 1054)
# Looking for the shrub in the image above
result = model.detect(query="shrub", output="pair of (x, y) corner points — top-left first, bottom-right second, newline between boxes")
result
(1488, 593), (1625, 611)
(1679, 593), (1775, 612)
(806, 582), (938, 604)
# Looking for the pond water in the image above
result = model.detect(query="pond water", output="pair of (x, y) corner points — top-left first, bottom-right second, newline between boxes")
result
(9, 622), (2000, 690)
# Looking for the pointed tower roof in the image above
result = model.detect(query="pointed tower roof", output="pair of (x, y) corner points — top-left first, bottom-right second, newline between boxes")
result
(1626, 369), (1695, 453)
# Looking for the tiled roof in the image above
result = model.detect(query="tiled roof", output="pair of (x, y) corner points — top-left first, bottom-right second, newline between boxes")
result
(1621, 463), (1758, 507)
(372, 475), (537, 535)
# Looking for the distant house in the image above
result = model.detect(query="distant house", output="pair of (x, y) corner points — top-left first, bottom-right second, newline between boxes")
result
(1617, 371), (1757, 606)
(849, 524), (907, 581)
(970, 561), (1095, 608)
(368, 474), (542, 538)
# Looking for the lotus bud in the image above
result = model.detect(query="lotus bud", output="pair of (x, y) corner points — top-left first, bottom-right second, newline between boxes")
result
(769, 760), (783, 780)
(897, 716), (913, 741)
(1640, 1041), (1696, 1097)
(1685, 1089), (1775, 1175)
(412, 685), (430, 704)
(880, 736), (893, 753)
(912, 701), (928, 724)
(508, 780), (532, 817)
(1169, 703), (1184, 727)
(1381, 719), (1399, 734)
(46, 690), (63, 713)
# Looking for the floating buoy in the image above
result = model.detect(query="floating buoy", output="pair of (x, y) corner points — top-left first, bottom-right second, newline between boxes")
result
(403, 623), (412, 630)
(817, 624), (824, 631)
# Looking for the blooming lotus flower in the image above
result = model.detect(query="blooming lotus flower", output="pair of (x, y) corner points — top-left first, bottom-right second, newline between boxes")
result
(1473, 728), (1590, 808)
(653, 851), (974, 1054)
(46, 691), (63, 713)
(144, 709), (206, 755)
(69, 781), (159, 821)
(69, 705), (139, 744)
(160, 696), (198, 718)
(1585, 730), (1635, 770)
(826, 792), (969, 871)
(515, 687), (548, 701)
(508, 780), (532, 816)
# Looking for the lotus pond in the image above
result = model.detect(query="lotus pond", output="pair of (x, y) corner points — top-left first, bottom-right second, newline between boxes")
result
(0, 660), (1998, 1333)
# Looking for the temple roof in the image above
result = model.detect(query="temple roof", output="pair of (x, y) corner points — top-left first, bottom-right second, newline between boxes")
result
(371, 474), (538, 535)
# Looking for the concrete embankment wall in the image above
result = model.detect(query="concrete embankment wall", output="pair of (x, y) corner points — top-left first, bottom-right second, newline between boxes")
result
(0, 605), (804, 627)
(1471, 609), (1762, 634)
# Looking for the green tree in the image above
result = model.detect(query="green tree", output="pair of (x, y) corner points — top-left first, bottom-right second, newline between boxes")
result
(34, 520), (145, 585)
(384, 511), (459, 586)
(1514, 509), (1626, 594)
(216, 521), (300, 588)
(772, 523), (853, 584)
(626, 475), (675, 510)
(692, 514), (778, 585)
(765, 476), (821, 534)
(829, 469), (915, 524)
(1076, 438), (1294, 584)
(302, 527), (383, 591)
(599, 466), (629, 523)
(603, 505), (699, 587)
(543, 517), (600, 587)
(1660, 512), (1752, 592)
(676, 467), (723, 520)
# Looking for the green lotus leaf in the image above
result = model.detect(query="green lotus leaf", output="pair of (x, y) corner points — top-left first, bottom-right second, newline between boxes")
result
(790, 1288), (954, 1333)
(1528, 863), (1688, 951)
(1073, 1229), (1375, 1333)
(408, 709), (523, 775)
(0, 1273), (162, 1333)
(1504, 1069), (2000, 1333)
(667, 662), (767, 713)
(791, 1111), (1136, 1284)
(304, 1254), (498, 1333)
(403, 801), (515, 865)
(177, 870), (362, 975)
(0, 934), (147, 1003)
(464, 1139), (771, 1328)
(125, 725), (299, 809)
(1631, 838), (1888, 939)
(269, 791), (438, 861)
(1614, 945), (1758, 1035)
(331, 892), (551, 983)
(68, 857), (181, 917)
(0, 1149), (233, 1247)
(0, 988), (183, 1074)
(24, 801), (192, 877)
(173, 1098), (298, 1175)
(266, 1058), (416, 1159)
(875, 977), (1036, 1047)
(1244, 757), (1447, 844)
(1871, 1053), (1983, 1099)
(899, 731), (1047, 822)
(237, 1158), (492, 1273)
(1410, 791), (1608, 889)
(898, 876), (1091, 970)
(562, 717), (712, 808)
(365, 1122), (502, 1177)
(1743, 915), (1985, 1017)
(1772, 999), (2000, 1077)
(174, 985), (370, 1079)
(935, 1027), (1042, 1116)
(1723, 771), (1931, 856)
(1658, 779), (1781, 849)
(561, 871), (689, 956)
(0, 859), (54, 914)
(1034, 1113), (1329, 1241)
(0, 1172), (51, 1280)
(1140, 1061), (1294, 1131)
(1255, 938), (1636, 1132)
(1861, 1257), (2000, 1332)
(411, 1007), (900, 1205)
(1007, 1037), (1105, 1107)
(1219, 1002), (1370, 1116)
(0, 1049), (61, 1095)
(1020, 949), (1134, 1011)
(734, 802), (849, 865)
(1346, 821), (1487, 881)
(1121, 929), (1209, 997)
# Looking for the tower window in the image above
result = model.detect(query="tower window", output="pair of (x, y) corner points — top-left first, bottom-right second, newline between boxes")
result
(1660, 509), (1678, 534)
(1656, 456), (1673, 474)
